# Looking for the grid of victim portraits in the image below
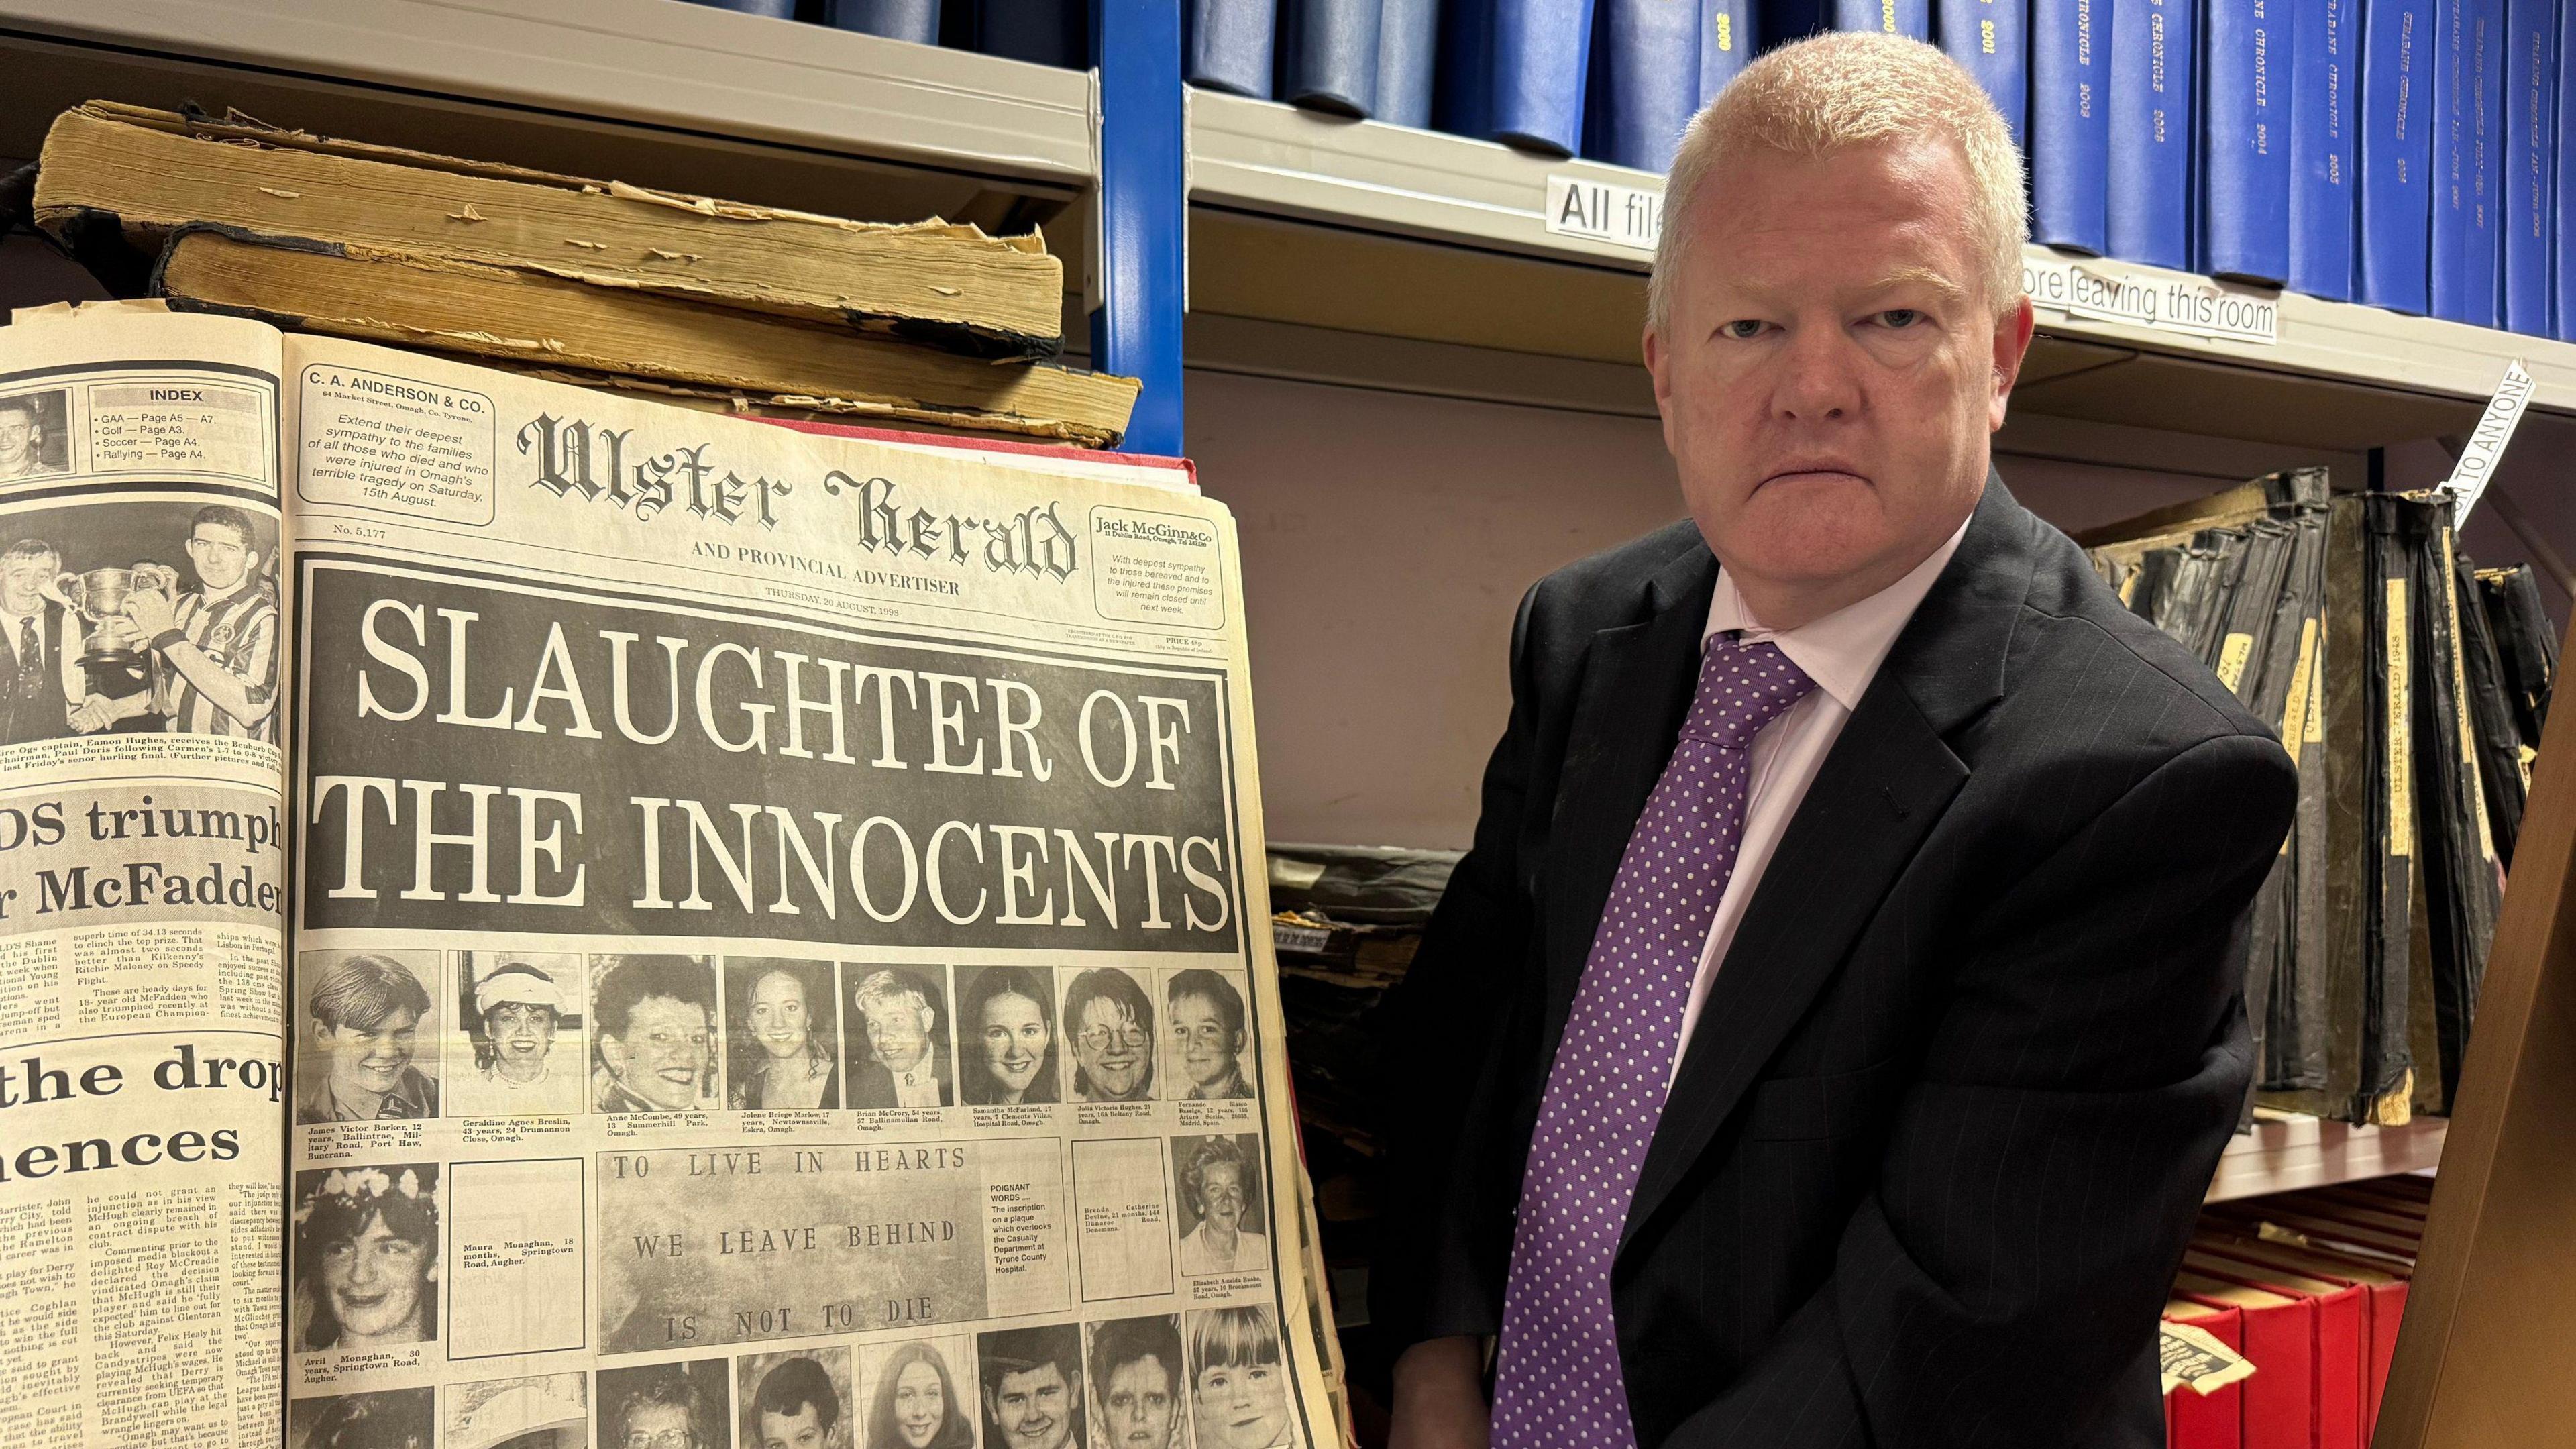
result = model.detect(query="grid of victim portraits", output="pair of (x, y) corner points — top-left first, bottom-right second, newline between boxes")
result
(292, 950), (1266, 1123)
(284, 1301), (1301, 1449)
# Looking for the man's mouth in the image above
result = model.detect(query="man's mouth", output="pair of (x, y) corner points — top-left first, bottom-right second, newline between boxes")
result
(1762, 460), (1867, 486)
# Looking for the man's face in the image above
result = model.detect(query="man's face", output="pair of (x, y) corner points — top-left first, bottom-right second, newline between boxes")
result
(1197, 1162), (1245, 1237)
(749, 971), (813, 1061)
(186, 522), (257, 592)
(1, 553), (55, 614)
(889, 1359), (948, 1448)
(1073, 998), (1148, 1097)
(621, 1401), (696, 1449)
(0, 409), (38, 472)
(318, 1214), (431, 1344)
(1193, 1358), (1286, 1449)
(315, 1010), (419, 1102)
(861, 991), (931, 1071)
(484, 1001), (557, 1077)
(604, 994), (710, 1110)
(1645, 137), (2034, 620)
(987, 1363), (1073, 1449)
(1104, 1354), (1179, 1448)
(759, 1403), (826, 1449)
(1169, 992), (1239, 1089)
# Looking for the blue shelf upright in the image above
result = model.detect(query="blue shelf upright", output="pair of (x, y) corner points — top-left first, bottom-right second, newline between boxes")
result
(1091, 0), (1188, 456)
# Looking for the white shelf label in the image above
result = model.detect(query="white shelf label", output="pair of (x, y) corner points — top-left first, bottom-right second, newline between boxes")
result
(2443, 359), (2535, 527)
(1544, 174), (1662, 252)
(2024, 254), (2281, 345)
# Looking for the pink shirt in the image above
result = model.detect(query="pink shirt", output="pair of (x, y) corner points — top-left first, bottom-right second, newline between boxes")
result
(1674, 517), (1972, 1074)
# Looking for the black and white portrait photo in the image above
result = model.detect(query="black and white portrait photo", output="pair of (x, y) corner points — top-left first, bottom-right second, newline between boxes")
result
(857, 1338), (977, 1449)
(590, 953), (720, 1113)
(957, 964), (1061, 1106)
(446, 1371), (588, 1449)
(740, 1347), (853, 1449)
(978, 1324), (1085, 1449)
(1187, 1307), (1292, 1449)
(290, 1388), (435, 1449)
(0, 389), (70, 481)
(449, 952), (586, 1118)
(726, 957), (841, 1111)
(1163, 968), (1254, 1102)
(291, 1163), (440, 1353)
(1087, 1315), (1187, 1449)
(296, 949), (441, 1124)
(845, 965), (955, 1110)
(598, 1360), (729, 1449)
(1172, 1134), (1268, 1278)
(1064, 967), (1155, 1104)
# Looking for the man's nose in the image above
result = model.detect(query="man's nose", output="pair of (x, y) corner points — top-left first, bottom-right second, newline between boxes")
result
(1772, 323), (1863, 422)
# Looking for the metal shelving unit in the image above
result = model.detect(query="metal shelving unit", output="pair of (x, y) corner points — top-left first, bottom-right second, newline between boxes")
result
(0, 0), (2524, 1193)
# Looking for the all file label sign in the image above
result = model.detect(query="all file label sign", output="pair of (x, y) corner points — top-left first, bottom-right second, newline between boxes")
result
(1546, 175), (1663, 252)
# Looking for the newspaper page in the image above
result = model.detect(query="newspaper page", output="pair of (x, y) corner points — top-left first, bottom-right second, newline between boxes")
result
(280, 330), (1344, 1449)
(0, 305), (292, 1448)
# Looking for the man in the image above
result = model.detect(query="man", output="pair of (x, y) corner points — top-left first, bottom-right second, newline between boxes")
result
(847, 967), (954, 1109)
(608, 1367), (713, 1449)
(0, 396), (61, 482)
(0, 539), (86, 745)
(594, 955), (718, 1113)
(1375, 35), (2298, 1449)
(1090, 1316), (1186, 1449)
(1165, 969), (1253, 1100)
(750, 1355), (843, 1449)
(297, 954), (439, 1124)
(978, 1326), (1083, 1449)
(449, 957), (584, 1116)
(84, 504), (277, 741)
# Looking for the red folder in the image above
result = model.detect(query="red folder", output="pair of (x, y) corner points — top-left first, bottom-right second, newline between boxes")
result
(2175, 1271), (2314, 1449)
(2186, 1248), (2365, 1449)
(2194, 1229), (2410, 1438)
(2165, 1299), (2247, 1449)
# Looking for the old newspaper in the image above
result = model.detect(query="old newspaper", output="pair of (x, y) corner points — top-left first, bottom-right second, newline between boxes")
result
(0, 301), (1344, 1449)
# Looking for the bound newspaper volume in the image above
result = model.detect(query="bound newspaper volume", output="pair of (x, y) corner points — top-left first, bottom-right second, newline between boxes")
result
(0, 301), (1346, 1449)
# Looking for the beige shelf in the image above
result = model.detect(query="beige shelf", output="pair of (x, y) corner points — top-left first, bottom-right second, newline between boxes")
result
(4, 0), (2567, 446)
(2205, 1114), (2447, 1203)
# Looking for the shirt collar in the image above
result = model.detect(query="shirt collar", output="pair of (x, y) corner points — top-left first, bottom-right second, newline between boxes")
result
(1702, 515), (1973, 712)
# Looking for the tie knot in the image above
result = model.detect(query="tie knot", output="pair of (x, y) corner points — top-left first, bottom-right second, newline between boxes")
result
(1682, 638), (1815, 749)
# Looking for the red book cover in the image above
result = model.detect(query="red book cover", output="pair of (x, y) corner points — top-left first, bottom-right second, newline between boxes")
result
(2165, 1299), (2248, 1449)
(2186, 1248), (2366, 1449)
(2176, 1271), (2316, 1449)
(2194, 1229), (2410, 1437)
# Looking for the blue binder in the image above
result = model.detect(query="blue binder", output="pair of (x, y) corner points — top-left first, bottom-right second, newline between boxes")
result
(2031, 0), (2112, 252)
(2557, 0), (2576, 337)
(2287, 0), (2355, 298)
(1378, 0), (1443, 125)
(2500, 0), (2555, 331)
(1282, 0), (1385, 115)
(1590, 0), (1703, 170)
(681, 0), (797, 16)
(2108, 0), (2199, 268)
(1768, 0), (1933, 39)
(2202, 0), (2295, 283)
(1493, 0), (1599, 154)
(2430, 0), (2502, 323)
(833, 0), (937, 40)
(1940, 0), (2031, 146)
(1700, 0), (1756, 102)
(1437, 0), (1498, 136)
(975, 0), (1088, 67)
(1186, 0), (1278, 96)
(2357, 0), (2434, 309)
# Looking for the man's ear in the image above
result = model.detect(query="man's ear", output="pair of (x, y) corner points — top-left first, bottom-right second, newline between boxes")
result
(1989, 293), (2037, 431)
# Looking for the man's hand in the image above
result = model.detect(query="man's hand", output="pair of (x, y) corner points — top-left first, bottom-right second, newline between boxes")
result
(120, 588), (176, 641)
(67, 694), (114, 734)
(1389, 1336), (1490, 1449)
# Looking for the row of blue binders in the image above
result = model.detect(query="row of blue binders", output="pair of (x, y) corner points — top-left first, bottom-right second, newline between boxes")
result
(685, 0), (2575, 341)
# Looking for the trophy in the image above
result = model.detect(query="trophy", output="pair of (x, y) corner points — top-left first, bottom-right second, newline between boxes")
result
(55, 564), (178, 674)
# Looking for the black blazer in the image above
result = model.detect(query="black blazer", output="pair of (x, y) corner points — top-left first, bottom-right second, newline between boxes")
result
(1371, 480), (2299, 1448)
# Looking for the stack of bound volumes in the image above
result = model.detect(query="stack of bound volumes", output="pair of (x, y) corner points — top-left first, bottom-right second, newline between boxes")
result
(30, 101), (1139, 448)
(2083, 475), (2555, 1128)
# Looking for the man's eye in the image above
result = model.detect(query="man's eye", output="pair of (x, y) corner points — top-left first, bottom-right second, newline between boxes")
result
(1721, 319), (1767, 340)
(1878, 309), (1923, 328)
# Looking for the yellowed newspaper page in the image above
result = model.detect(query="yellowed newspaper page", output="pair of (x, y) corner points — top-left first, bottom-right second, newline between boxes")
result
(0, 303), (290, 1449)
(280, 332), (1344, 1449)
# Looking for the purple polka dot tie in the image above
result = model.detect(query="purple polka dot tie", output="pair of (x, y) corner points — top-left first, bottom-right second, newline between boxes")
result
(1491, 637), (1814, 1449)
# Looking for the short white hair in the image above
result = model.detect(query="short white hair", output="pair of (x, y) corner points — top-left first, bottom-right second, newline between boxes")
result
(1648, 32), (2029, 331)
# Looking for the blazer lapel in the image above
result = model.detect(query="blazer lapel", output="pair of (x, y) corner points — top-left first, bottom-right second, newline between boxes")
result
(1623, 477), (2037, 1246)
(1539, 545), (1719, 1053)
